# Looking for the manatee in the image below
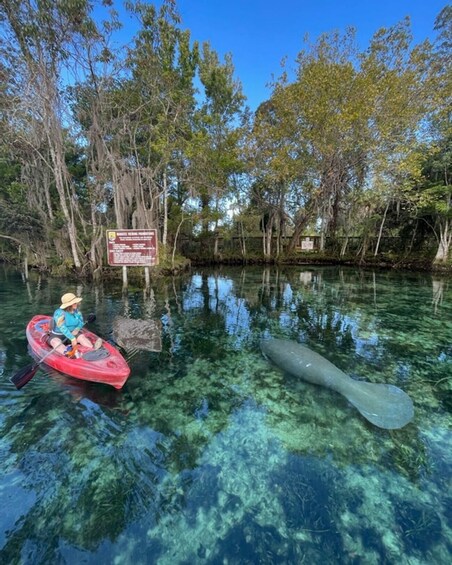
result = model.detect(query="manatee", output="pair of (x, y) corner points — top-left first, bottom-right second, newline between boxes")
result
(260, 338), (414, 429)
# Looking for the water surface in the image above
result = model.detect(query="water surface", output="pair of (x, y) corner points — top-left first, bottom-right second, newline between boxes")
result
(0, 265), (451, 564)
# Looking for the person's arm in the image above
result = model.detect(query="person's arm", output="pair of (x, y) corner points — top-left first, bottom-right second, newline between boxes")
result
(73, 309), (84, 331)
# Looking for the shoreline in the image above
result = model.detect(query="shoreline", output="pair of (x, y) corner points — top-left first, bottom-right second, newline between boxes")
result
(2, 254), (451, 281)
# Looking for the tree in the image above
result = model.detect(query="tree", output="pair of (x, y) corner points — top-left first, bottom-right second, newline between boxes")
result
(359, 19), (431, 257)
(418, 6), (452, 263)
(416, 142), (452, 262)
(253, 20), (429, 257)
(276, 28), (372, 252)
(188, 42), (247, 253)
(124, 0), (198, 240)
(0, 0), (100, 269)
(245, 100), (296, 258)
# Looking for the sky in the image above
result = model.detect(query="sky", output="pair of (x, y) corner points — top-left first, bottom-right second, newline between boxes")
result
(108, 0), (449, 110)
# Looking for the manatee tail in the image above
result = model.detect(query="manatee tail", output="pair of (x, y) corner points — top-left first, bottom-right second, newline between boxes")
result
(341, 381), (414, 429)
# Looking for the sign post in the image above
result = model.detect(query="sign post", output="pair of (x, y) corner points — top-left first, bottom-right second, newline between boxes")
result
(106, 229), (158, 291)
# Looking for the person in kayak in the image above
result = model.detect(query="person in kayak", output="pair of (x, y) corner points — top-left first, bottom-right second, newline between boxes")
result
(49, 292), (101, 356)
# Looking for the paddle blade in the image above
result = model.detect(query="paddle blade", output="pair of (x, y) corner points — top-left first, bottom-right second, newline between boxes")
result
(10, 363), (39, 390)
(343, 382), (414, 429)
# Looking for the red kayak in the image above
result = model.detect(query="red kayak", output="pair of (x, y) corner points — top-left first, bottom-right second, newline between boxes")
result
(26, 315), (131, 389)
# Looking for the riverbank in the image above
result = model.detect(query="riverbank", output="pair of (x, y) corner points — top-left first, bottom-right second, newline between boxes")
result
(188, 252), (452, 274)
(0, 251), (193, 281)
(1, 251), (451, 280)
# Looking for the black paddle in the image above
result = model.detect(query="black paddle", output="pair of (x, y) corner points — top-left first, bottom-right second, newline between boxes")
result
(10, 313), (96, 390)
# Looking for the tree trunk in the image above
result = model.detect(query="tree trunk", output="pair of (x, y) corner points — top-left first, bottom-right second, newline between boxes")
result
(214, 233), (220, 258)
(374, 201), (390, 256)
(340, 236), (349, 257)
(286, 207), (313, 253)
(359, 237), (369, 261)
(434, 220), (451, 263)
(201, 193), (210, 233)
(162, 170), (168, 247)
(319, 216), (326, 252)
(89, 202), (104, 278)
(49, 144), (81, 268)
(172, 215), (186, 271)
(239, 221), (246, 258)
(265, 215), (274, 259)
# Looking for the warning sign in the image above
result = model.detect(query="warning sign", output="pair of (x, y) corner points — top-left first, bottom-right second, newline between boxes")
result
(106, 229), (158, 266)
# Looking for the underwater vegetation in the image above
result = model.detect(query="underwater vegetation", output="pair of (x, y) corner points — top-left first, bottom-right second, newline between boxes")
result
(0, 265), (451, 563)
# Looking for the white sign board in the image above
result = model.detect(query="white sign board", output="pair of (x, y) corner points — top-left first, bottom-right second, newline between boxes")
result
(301, 238), (314, 251)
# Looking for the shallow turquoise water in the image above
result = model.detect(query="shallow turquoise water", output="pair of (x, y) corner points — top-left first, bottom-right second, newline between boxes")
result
(0, 265), (451, 564)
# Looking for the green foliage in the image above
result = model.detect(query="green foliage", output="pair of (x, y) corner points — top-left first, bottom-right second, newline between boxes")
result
(0, 198), (43, 238)
(0, 155), (43, 239)
(413, 141), (452, 263)
(418, 182), (452, 217)
(0, 1), (451, 269)
(51, 258), (75, 276)
(247, 17), (437, 256)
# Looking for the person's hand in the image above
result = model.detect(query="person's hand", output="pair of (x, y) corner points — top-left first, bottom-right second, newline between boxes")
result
(71, 338), (77, 348)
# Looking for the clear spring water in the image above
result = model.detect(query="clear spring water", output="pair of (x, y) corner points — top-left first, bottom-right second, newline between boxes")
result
(0, 265), (451, 564)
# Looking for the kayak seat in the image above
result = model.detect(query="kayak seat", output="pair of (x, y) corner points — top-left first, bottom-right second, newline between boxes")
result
(35, 319), (51, 334)
(82, 348), (110, 361)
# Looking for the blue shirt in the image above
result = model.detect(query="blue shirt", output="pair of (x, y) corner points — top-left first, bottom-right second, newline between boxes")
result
(52, 308), (84, 341)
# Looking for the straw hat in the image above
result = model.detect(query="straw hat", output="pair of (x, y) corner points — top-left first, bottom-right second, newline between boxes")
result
(60, 292), (82, 309)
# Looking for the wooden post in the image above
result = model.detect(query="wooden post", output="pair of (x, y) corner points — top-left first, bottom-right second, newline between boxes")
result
(122, 266), (128, 293)
(23, 249), (29, 281)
